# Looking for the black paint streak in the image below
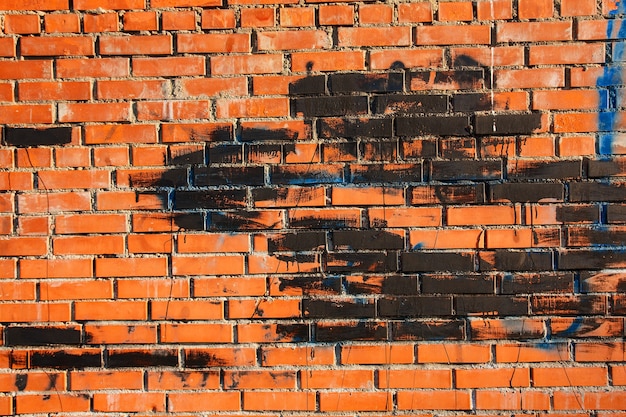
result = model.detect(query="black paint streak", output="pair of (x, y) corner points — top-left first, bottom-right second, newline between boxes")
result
(4, 127), (72, 147)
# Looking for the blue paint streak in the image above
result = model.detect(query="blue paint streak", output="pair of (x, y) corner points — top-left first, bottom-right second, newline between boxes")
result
(598, 1), (626, 154)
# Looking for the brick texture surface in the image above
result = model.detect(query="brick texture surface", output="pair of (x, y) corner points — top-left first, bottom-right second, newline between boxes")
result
(0, 0), (626, 414)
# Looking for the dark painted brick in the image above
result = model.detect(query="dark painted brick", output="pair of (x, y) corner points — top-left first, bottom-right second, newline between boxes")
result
(479, 250), (554, 272)
(288, 214), (358, 230)
(402, 252), (475, 272)
(378, 296), (452, 317)
(270, 165), (343, 185)
(303, 299), (375, 318)
(174, 190), (247, 209)
(412, 184), (486, 204)
(129, 168), (188, 188)
(240, 127), (302, 142)
(396, 116), (470, 137)
(333, 230), (404, 250)
(322, 142), (358, 161)
(551, 317), (623, 338)
(567, 226), (626, 246)
(319, 118), (393, 139)
(570, 182), (626, 202)
(170, 213), (205, 231)
(184, 348), (248, 367)
(194, 166), (264, 186)
(30, 349), (101, 369)
(359, 140), (398, 161)
(580, 271), (626, 293)
(4, 127), (72, 147)
(209, 144), (243, 164)
(490, 183), (564, 203)
(508, 160), (582, 180)
(402, 138), (438, 159)
(455, 295), (529, 316)
(557, 204), (600, 223)
(329, 72), (403, 93)
(607, 204), (626, 223)
(170, 149), (205, 165)
(559, 249), (626, 270)
(315, 322), (387, 342)
(430, 160), (502, 181)
(209, 210), (282, 230)
(251, 187), (323, 209)
(373, 94), (448, 114)
(5, 326), (81, 346)
(288, 74), (326, 95)
(392, 320), (465, 341)
(325, 252), (398, 273)
(267, 231), (326, 252)
(107, 349), (178, 368)
(453, 93), (492, 112)
(532, 295), (607, 315)
(345, 275), (419, 295)
(350, 163), (422, 183)
(277, 276), (342, 295)
(588, 158), (626, 178)
(500, 272), (574, 294)
(411, 70), (484, 89)
(294, 96), (368, 117)
(475, 113), (542, 135)
(470, 319), (545, 340)
(421, 274), (494, 294)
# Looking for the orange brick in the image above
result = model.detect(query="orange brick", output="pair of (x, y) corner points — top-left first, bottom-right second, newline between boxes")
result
(470, 318), (545, 340)
(360, 4), (393, 24)
(439, 1), (473, 21)
(162, 10), (196, 30)
(16, 148), (52, 168)
(534, 90), (601, 110)
(151, 300), (223, 320)
(0, 38), (14, 57)
(75, 300), (147, 320)
(93, 393), (165, 412)
(340, 344), (414, 365)
(447, 205), (520, 226)
(417, 343), (491, 363)
(172, 255), (244, 276)
(559, 136), (596, 157)
(370, 49), (444, 70)
(57, 57), (129, 78)
(368, 207), (441, 228)
(95, 257), (167, 277)
(280, 7), (314, 27)
(241, 7), (275, 27)
(59, 102), (130, 122)
(202, 9), (235, 28)
(53, 235), (124, 255)
(339, 27), (411, 47)
(20, 258), (92, 279)
(128, 233), (173, 254)
(44, 13), (80, 32)
(410, 228), (485, 249)
(397, 390), (471, 410)
(117, 278), (189, 298)
(533, 366), (608, 387)
(301, 369), (373, 389)
(123, 11), (157, 31)
(100, 34), (171, 55)
(477, 0), (513, 20)
(21, 36), (94, 56)
(497, 21), (572, 42)
(319, 5), (353, 25)
(585, 392), (626, 411)
(0, 259), (15, 279)
(0, 303), (69, 322)
(74, 0), (144, 9)
(161, 122), (235, 142)
(398, 2), (433, 22)
(378, 369), (451, 389)
(40, 280), (112, 301)
(55, 147), (90, 167)
(168, 392), (240, 412)
(244, 391), (316, 411)
(225, 370), (296, 389)
(0, 60), (52, 80)
(160, 323), (232, 343)
(248, 254), (320, 274)
(0, 104), (53, 124)
(476, 390), (550, 410)
(84, 13), (118, 32)
(496, 68), (564, 88)
(85, 124), (157, 144)
(216, 97), (288, 118)
(0, 371), (65, 391)
(133, 56), (205, 77)
(451, 46), (524, 67)
(137, 100), (210, 121)
(4, 14), (40, 34)
(96, 192), (164, 211)
(258, 30), (329, 51)
(55, 213), (126, 234)
(260, 345), (334, 366)
(519, 0), (554, 19)
(85, 324), (157, 344)
(529, 43), (604, 65)
(456, 367), (530, 388)
(16, 394), (90, 414)
(575, 342), (626, 362)
(0, 236), (46, 256)
(417, 25), (490, 45)
(331, 187), (404, 206)
(561, 0), (596, 16)
(70, 370), (143, 390)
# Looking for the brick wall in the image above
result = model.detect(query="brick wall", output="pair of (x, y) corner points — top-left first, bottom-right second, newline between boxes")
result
(1, 0), (626, 414)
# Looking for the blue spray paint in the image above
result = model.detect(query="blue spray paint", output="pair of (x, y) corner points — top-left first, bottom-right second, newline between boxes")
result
(598, 1), (626, 155)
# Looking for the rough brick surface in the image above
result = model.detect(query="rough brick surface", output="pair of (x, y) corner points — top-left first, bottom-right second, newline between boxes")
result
(1, 0), (625, 415)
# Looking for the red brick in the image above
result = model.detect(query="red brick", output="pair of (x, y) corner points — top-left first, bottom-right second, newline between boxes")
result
(258, 30), (329, 50)
(533, 366), (608, 387)
(137, 100), (210, 121)
(55, 147), (90, 167)
(74, 0), (145, 9)
(18, 191), (91, 213)
(378, 369), (450, 389)
(17, 216), (49, 235)
(96, 192), (164, 211)
(319, 5), (353, 25)
(123, 11), (157, 30)
(456, 367), (530, 388)
(0, 303), (69, 322)
(127, 233), (172, 254)
(147, 370), (219, 390)
(201, 9), (236, 28)
(0, 0), (68, 10)
(280, 7), (315, 27)
(75, 300), (147, 320)
(553, 112), (599, 133)
(302, 369), (373, 389)
(16, 148), (52, 168)
(84, 13), (119, 32)
(177, 33), (249, 53)
(244, 391), (315, 411)
(438, 1), (473, 21)
(160, 323), (232, 343)
(584, 392), (626, 410)
(477, 0), (513, 20)
(95, 257), (167, 277)
(162, 10), (196, 30)
(417, 343), (491, 363)
(339, 27), (411, 47)
(562, 0), (596, 16)
(57, 57), (129, 78)
(4, 14), (40, 34)
(179, 77), (246, 98)
(97, 79), (168, 99)
(117, 277), (188, 299)
(225, 370), (296, 389)
(53, 235), (124, 255)
(168, 392), (240, 412)
(534, 90), (600, 110)
(0, 37), (13, 56)
(0, 172), (32, 190)
(529, 43), (605, 65)
(132, 56), (205, 77)
(241, 8), (275, 27)
(212, 54), (283, 75)
(37, 169), (109, 189)
(519, 0), (554, 19)
(160, 122), (233, 143)
(151, 0), (220, 6)
(451, 46), (525, 67)
(194, 277), (266, 297)
(0, 236), (46, 256)
(44, 13), (80, 33)
(0, 83), (11, 101)
(172, 255), (244, 276)
(371, 49), (443, 70)
(417, 25), (491, 45)
(0, 104), (53, 124)
(21, 36), (94, 56)
(100, 35), (172, 55)
(260, 345), (334, 366)
(497, 21), (572, 42)
(85, 124), (157, 144)
(360, 4), (393, 24)
(292, 51), (365, 72)
(398, 2), (433, 22)
(216, 97), (288, 118)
